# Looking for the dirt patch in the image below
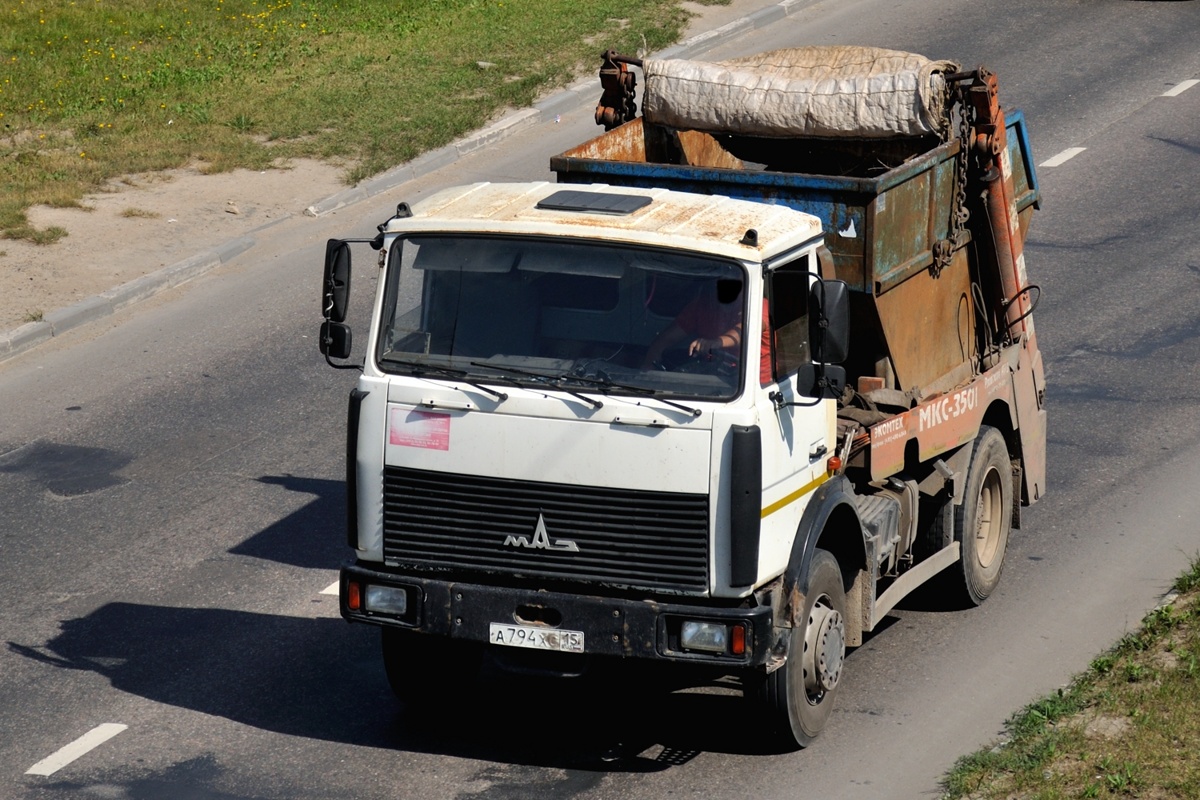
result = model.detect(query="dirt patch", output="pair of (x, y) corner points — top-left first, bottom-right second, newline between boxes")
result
(0, 159), (346, 330)
(1079, 712), (1133, 741)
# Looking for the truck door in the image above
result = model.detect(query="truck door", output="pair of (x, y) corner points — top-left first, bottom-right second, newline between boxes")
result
(755, 251), (837, 573)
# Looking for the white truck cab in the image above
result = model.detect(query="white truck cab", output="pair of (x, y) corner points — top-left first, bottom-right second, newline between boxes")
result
(340, 180), (842, 595)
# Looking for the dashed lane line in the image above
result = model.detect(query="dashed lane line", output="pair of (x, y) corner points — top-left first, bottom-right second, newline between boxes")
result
(25, 723), (127, 777)
(1039, 147), (1087, 168)
(1163, 79), (1199, 97)
(321, 580), (340, 596)
(1039, 79), (1195, 168)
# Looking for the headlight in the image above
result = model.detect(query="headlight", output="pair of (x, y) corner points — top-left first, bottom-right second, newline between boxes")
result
(680, 620), (728, 653)
(364, 584), (409, 616)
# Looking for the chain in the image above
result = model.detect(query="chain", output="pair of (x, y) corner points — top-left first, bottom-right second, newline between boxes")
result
(932, 85), (973, 278)
(595, 52), (639, 130)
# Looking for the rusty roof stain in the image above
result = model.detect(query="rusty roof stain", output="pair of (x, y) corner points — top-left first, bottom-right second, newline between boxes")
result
(385, 182), (823, 261)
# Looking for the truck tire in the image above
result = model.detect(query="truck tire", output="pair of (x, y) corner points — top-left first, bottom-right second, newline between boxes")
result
(751, 548), (847, 749)
(381, 627), (482, 710)
(945, 426), (1013, 606)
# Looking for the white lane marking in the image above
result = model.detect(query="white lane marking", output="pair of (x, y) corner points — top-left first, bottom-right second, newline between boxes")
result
(1163, 79), (1199, 97)
(320, 580), (340, 596)
(1039, 147), (1086, 168)
(26, 723), (128, 776)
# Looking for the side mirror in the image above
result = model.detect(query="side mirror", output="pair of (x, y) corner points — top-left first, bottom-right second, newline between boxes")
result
(810, 279), (850, 364)
(323, 239), (352, 322)
(319, 321), (353, 359)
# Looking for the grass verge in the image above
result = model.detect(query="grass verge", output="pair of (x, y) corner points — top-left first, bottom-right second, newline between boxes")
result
(1, 0), (727, 243)
(942, 556), (1200, 799)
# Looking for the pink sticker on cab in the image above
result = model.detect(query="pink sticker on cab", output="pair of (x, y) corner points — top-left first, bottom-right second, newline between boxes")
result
(389, 408), (451, 451)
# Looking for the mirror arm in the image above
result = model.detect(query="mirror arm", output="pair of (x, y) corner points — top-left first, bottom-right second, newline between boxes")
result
(367, 202), (412, 251)
(324, 352), (363, 371)
(769, 390), (823, 410)
(771, 363), (846, 408)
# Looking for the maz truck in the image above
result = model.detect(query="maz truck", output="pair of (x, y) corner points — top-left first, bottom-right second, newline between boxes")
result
(319, 46), (1047, 749)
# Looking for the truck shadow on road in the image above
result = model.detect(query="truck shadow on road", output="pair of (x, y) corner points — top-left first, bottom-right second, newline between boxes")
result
(8, 602), (802, 771)
(227, 475), (348, 570)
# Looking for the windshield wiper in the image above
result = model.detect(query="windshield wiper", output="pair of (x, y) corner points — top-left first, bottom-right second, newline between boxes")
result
(469, 362), (603, 409)
(385, 358), (509, 401)
(565, 373), (700, 417)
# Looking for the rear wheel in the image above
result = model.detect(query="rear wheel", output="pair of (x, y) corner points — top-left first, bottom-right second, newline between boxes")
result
(947, 426), (1013, 605)
(381, 627), (482, 709)
(750, 549), (847, 749)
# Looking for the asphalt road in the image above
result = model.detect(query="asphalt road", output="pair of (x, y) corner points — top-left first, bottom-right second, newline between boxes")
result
(3, 0), (1200, 798)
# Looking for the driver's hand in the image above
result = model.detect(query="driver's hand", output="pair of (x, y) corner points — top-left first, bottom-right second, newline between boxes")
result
(688, 338), (713, 356)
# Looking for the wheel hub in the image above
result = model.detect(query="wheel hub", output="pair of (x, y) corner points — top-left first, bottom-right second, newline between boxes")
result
(974, 466), (1004, 568)
(802, 599), (845, 696)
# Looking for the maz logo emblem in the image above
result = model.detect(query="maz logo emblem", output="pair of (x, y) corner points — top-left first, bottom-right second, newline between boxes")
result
(504, 512), (579, 552)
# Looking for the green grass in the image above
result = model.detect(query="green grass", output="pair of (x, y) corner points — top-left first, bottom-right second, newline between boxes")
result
(1, 0), (727, 243)
(943, 556), (1200, 799)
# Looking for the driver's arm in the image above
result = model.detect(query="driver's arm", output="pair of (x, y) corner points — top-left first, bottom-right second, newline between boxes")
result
(642, 323), (688, 368)
(687, 322), (742, 356)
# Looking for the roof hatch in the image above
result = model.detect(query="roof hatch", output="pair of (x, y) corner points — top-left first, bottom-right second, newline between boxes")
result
(535, 190), (652, 215)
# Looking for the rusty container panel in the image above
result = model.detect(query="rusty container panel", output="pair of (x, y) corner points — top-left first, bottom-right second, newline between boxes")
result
(867, 145), (956, 293)
(873, 246), (975, 393)
(675, 129), (744, 170)
(559, 117), (649, 162)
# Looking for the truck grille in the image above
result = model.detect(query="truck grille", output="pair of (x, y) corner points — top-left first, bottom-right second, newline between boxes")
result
(381, 466), (710, 592)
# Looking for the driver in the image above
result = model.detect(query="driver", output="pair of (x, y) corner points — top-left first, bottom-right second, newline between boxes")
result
(642, 279), (744, 368)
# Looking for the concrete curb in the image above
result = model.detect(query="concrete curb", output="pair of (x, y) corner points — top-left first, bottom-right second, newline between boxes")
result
(1, 0), (812, 365)
(1, 237), (255, 362)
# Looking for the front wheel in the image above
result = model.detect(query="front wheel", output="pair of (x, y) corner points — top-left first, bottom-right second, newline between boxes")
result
(749, 549), (847, 749)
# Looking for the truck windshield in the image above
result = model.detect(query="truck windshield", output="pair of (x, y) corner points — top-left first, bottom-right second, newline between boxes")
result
(377, 235), (749, 400)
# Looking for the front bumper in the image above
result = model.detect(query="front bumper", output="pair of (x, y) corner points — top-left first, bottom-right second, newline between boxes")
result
(340, 561), (777, 668)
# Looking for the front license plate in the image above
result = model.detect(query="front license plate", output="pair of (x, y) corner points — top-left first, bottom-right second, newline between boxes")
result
(489, 623), (584, 653)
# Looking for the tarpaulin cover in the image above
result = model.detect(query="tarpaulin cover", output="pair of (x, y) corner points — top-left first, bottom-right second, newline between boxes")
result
(642, 46), (960, 139)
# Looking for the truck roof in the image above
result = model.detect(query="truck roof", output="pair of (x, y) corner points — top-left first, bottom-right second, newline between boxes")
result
(385, 182), (823, 261)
